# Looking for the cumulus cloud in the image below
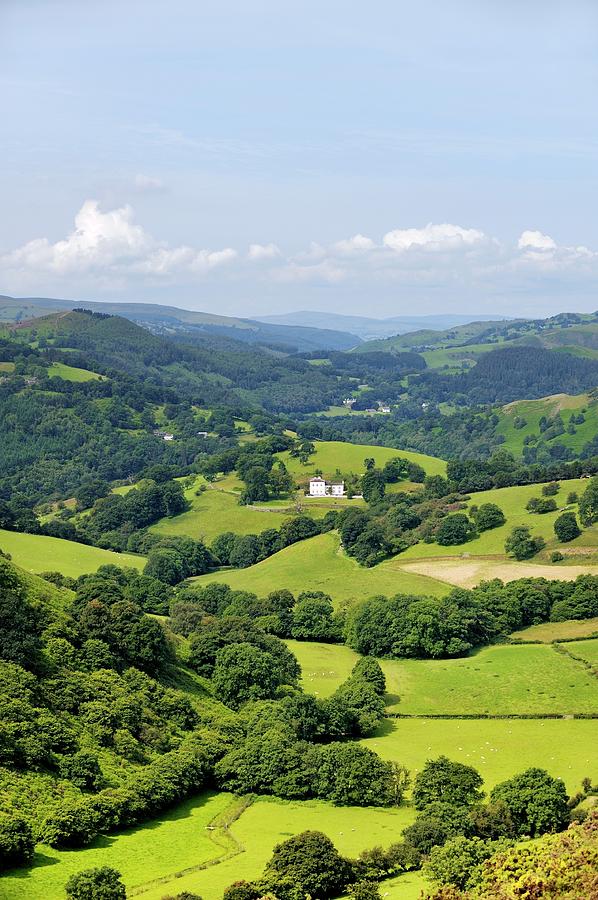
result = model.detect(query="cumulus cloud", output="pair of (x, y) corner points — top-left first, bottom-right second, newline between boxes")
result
(2, 203), (598, 309)
(247, 242), (280, 261)
(383, 222), (487, 252)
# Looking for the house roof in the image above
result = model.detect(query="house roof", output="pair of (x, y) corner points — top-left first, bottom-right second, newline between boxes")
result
(310, 476), (325, 482)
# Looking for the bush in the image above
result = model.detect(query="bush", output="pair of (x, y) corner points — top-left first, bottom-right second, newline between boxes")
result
(473, 503), (505, 532)
(554, 511), (581, 543)
(551, 551), (564, 562)
(65, 866), (126, 900)
(504, 526), (545, 560)
(436, 514), (476, 546)
(0, 811), (34, 868)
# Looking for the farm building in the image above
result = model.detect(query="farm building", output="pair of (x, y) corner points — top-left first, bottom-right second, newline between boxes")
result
(308, 476), (345, 497)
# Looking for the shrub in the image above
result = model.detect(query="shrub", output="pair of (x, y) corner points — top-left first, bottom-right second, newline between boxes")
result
(554, 511), (581, 543)
(436, 514), (476, 546)
(505, 526), (545, 560)
(65, 866), (126, 900)
(0, 811), (34, 868)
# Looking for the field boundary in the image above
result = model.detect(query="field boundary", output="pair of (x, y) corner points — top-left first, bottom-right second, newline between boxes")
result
(128, 794), (253, 897)
(384, 712), (598, 720)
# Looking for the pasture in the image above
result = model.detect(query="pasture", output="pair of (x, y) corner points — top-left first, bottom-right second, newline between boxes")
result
(288, 639), (598, 716)
(139, 798), (416, 900)
(512, 617), (598, 643)
(46, 361), (102, 382)
(189, 532), (449, 602)
(276, 439), (446, 480)
(496, 393), (598, 457)
(0, 528), (146, 577)
(566, 637), (598, 667)
(399, 477), (590, 561)
(363, 717), (598, 793)
(1, 792), (234, 900)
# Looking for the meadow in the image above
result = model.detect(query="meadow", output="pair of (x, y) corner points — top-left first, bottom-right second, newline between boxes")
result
(511, 617), (598, 642)
(496, 392), (598, 457)
(276, 439), (447, 481)
(566, 637), (598, 667)
(287, 639), (598, 716)
(0, 528), (146, 577)
(399, 477), (591, 561)
(398, 557), (598, 589)
(189, 532), (449, 602)
(46, 361), (102, 382)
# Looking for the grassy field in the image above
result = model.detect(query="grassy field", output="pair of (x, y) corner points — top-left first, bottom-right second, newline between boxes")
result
(139, 798), (416, 900)
(0, 528), (146, 577)
(288, 639), (598, 716)
(189, 532), (449, 602)
(1, 792), (234, 900)
(511, 618), (598, 643)
(399, 477), (590, 561)
(363, 718), (598, 793)
(398, 557), (598, 589)
(276, 440), (446, 481)
(47, 361), (102, 381)
(566, 637), (598, 667)
(496, 393), (598, 457)
(0, 360), (15, 372)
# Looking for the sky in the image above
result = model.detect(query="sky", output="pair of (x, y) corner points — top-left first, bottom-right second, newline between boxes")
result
(1, 0), (598, 319)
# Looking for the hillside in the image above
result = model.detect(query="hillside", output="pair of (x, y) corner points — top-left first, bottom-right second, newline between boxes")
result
(0, 295), (360, 352)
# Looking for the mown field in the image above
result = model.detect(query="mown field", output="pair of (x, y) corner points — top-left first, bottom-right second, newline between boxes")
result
(399, 477), (591, 561)
(398, 557), (598, 589)
(288, 639), (598, 716)
(190, 532), (449, 602)
(0, 528), (146, 577)
(276, 440), (447, 480)
(567, 637), (598, 667)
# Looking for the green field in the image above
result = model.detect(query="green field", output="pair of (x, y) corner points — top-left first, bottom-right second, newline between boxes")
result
(189, 532), (449, 602)
(1, 792), (234, 900)
(400, 477), (590, 560)
(0, 528), (146, 577)
(0, 360), (15, 372)
(496, 393), (598, 456)
(47, 361), (102, 382)
(288, 639), (598, 716)
(511, 618), (598, 643)
(566, 637), (598, 667)
(139, 798), (416, 900)
(276, 440), (446, 482)
(363, 718), (598, 793)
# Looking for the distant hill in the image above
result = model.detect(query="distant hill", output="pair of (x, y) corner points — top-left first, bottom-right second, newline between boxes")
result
(0, 295), (360, 353)
(358, 311), (598, 364)
(254, 309), (505, 340)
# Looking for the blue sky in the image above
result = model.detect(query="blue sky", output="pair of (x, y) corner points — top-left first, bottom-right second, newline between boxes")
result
(1, 0), (597, 317)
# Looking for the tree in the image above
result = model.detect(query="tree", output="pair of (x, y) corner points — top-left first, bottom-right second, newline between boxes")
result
(0, 811), (34, 867)
(291, 593), (340, 642)
(436, 514), (476, 546)
(349, 882), (381, 900)
(579, 476), (598, 526)
(413, 757), (484, 810)
(473, 503), (505, 532)
(212, 642), (294, 708)
(424, 835), (495, 890)
(554, 511), (581, 543)
(0, 559), (44, 668)
(350, 657), (386, 694)
(316, 743), (396, 806)
(264, 831), (352, 899)
(143, 548), (184, 585)
(504, 526), (545, 560)
(490, 768), (570, 836)
(65, 866), (126, 900)
(59, 751), (103, 792)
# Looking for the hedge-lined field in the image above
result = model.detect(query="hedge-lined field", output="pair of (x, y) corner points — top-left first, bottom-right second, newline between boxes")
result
(0, 528), (146, 577)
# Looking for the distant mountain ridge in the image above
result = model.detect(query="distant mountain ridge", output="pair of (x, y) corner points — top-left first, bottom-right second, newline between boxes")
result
(254, 310), (507, 340)
(0, 295), (360, 353)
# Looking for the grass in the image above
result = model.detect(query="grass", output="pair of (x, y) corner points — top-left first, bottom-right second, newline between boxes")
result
(276, 440), (446, 481)
(288, 639), (598, 716)
(47, 361), (102, 382)
(363, 718), (598, 793)
(0, 528), (146, 577)
(511, 618), (598, 643)
(566, 637), (598, 667)
(139, 798), (416, 900)
(1, 791), (234, 900)
(189, 532), (449, 603)
(0, 360), (15, 372)
(496, 393), (598, 457)
(399, 477), (590, 561)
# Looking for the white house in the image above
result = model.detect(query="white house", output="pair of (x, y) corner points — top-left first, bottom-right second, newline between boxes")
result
(309, 477), (345, 497)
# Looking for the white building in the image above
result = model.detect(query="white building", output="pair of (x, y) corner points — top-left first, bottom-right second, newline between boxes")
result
(309, 477), (345, 497)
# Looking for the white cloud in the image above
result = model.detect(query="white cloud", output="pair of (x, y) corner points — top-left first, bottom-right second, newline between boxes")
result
(383, 222), (487, 252)
(247, 242), (280, 261)
(332, 234), (375, 255)
(518, 230), (557, 251)
(133, 173), (165, 193)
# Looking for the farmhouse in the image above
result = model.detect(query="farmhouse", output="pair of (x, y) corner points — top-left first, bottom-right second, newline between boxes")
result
(308, 476), (345, 497)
